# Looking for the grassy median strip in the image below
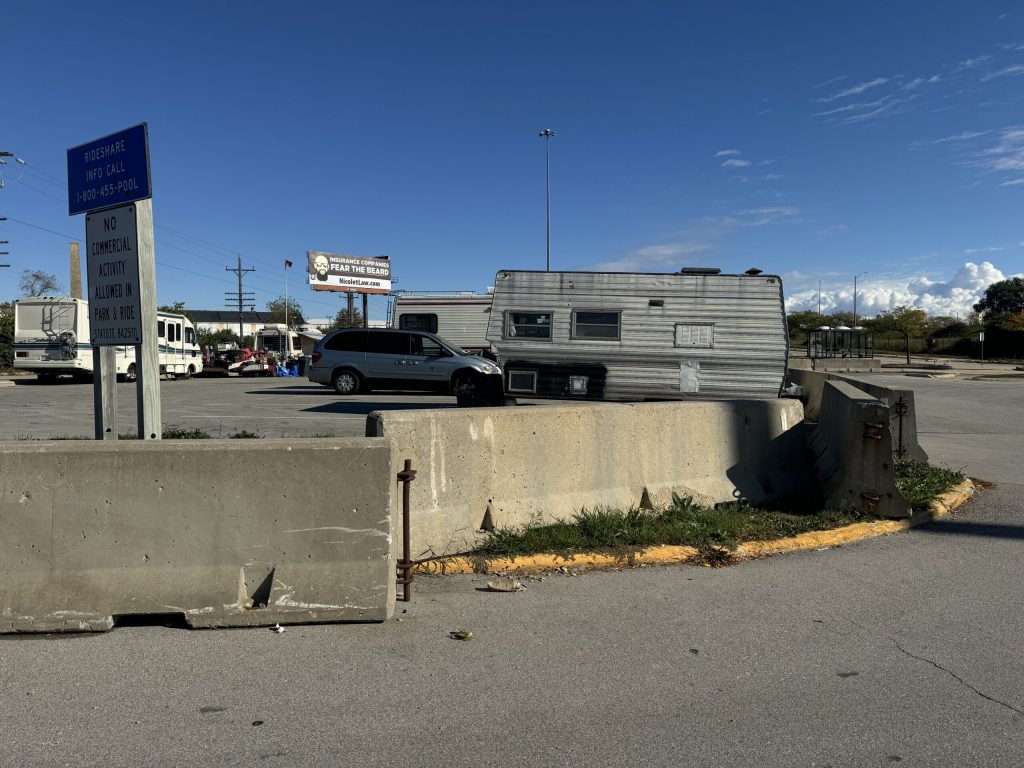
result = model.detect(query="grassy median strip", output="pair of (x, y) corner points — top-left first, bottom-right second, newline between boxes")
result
(471, 460), (966, 562)
(894, 459), (966, 510)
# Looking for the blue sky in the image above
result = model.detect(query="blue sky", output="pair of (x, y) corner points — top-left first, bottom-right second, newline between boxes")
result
(1, 1), (1022, 323)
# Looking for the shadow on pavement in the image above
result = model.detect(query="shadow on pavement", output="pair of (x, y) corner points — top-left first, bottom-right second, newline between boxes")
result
(916, 519), (1024, 540)
(302, 401), (456, 415)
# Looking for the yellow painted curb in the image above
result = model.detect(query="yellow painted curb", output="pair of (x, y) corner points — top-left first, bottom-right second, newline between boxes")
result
(413, 480), (976, 576)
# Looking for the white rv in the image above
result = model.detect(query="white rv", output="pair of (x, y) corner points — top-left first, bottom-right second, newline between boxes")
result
(13, 297), (204, 382)
(254, 324), (323, 359)
(485, 269), (788, 401)
(390, 291), (493, 356)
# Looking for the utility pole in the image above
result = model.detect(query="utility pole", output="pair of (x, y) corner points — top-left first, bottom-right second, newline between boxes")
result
(853, 272), (867, 327)
(226, 255), (255, 345)
(0, 215), (8, 267)
(817, 280), (822, 317)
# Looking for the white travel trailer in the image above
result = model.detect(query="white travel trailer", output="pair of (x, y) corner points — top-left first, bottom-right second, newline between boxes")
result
(254, 324), (323, 359)
(390, 291), (493, 356)
(485, 269), (788, 401)
(13, 297), (204, 382)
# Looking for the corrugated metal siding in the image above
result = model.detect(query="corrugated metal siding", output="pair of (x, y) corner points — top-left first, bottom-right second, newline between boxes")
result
(393, 294), (492, 350)
(486, 271), (787, 400)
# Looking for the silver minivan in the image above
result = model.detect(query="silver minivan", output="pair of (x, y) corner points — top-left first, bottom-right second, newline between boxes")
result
(308, 328), (503, 407)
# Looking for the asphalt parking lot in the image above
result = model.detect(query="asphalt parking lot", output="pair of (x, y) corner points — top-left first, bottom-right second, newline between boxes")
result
(0, 367), (1021, 766)
(0, 375), (459, 440)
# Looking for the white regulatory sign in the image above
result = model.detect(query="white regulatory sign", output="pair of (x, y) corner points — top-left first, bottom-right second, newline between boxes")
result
(85, 204), (143, 346)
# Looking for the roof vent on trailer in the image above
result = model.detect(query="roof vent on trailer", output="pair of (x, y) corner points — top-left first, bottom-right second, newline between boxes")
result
(744, 267), (763, 276)
(679, 267), (721, 275)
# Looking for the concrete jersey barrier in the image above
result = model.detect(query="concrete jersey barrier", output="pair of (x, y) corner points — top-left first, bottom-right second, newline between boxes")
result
(807, 381), (911, 519)
(368, 400), (815, 559)
(0, 439), (395, 633)
(788, 368), (927, 462)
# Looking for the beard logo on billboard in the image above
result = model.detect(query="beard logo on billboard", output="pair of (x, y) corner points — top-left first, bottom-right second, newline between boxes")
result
(306, 251), (392, 294)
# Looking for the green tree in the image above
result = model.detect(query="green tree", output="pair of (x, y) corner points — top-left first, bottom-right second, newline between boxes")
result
(994, 311), (1024, 332)
(0, 301), (14, 370)
(266, 296), (304, 327)
(872, 306), (928, 363)
(786, 310), (827, 334)
(973, 277), (1024, 317)
(323, 304), (364, 331)
(826, 310), (856, 327)
(19, 269), (62, 297)
(157, 302), (193, 322)
(197, 328), (240, 351)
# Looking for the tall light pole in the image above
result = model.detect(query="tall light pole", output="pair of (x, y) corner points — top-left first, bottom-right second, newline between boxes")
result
(853, 272), (867, 327)
(538, 129), (556, 271)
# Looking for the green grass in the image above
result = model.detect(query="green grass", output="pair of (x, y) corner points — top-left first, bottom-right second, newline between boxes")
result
(894, 459), (966, 510)
(472, 495), (868, 562)
(472, 461), (968, 562)
(39, 426), (265, 440)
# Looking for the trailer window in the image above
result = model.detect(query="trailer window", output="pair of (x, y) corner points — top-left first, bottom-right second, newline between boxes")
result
(158, 320), (165, 338)
(186, 327), (196, 345)
(572, 311), (620, 340)
(505, 312), (552, 340)
(399, 313), (438, 334)
(674, 323), (714, 348)
(507, 370), (537, 393)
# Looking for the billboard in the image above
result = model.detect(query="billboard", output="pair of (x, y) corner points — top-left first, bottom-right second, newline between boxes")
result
(307, 251), (391, 294)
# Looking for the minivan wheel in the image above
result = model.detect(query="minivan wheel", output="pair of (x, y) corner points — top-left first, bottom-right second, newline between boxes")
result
(332, 369), (361, 395)
(453, 373), (479, 407)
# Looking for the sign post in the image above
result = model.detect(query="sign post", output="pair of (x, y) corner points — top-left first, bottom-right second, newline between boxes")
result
(68, 123), (159, 440)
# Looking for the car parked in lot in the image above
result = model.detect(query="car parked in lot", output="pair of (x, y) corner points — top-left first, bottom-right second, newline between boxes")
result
(308, 328), (503, 406)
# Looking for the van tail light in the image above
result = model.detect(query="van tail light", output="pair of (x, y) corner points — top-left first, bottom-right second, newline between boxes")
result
(311, 351), (321, 364)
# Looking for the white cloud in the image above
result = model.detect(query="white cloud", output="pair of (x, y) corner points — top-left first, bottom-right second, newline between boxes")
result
(963, 245), (1010, 254)
(814, 75), (848, 89)
(737, 207), (800, 226)
(978, 126), (1024, 173)
(959, 55), (992, 69)
(981, 64), (1024, 82)
(722, 158), (751, 168)
(912, 130), (991, 147)
(902, 77), (926, 91)
(785, 261), (1021, 317)
(586, 241), (711, 272)
(1000, 177), (1024, 186)
(715, 149), (741, 157)
(583, 207), (801, 272)
(818, 77), (889, 103)
(813, 96), (892, 117)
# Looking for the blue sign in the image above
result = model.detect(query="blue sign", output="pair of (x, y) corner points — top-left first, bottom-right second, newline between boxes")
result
(67, 123), (152, 216)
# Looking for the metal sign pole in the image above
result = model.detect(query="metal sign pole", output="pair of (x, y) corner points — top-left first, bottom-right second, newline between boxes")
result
(92, 347), (118, 440)
(134, 199), (161, 439)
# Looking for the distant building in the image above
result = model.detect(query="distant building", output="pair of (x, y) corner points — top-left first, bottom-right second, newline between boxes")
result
(188, 311), (386, 337)
(188, 310), (277, 337)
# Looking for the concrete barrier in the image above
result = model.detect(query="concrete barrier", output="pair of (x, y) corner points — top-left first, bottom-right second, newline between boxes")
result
(0, 439), (395, 633)
(368, 400), (815, 558)
(789, 368), (927, 462)
(808, 381), (910, 519)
